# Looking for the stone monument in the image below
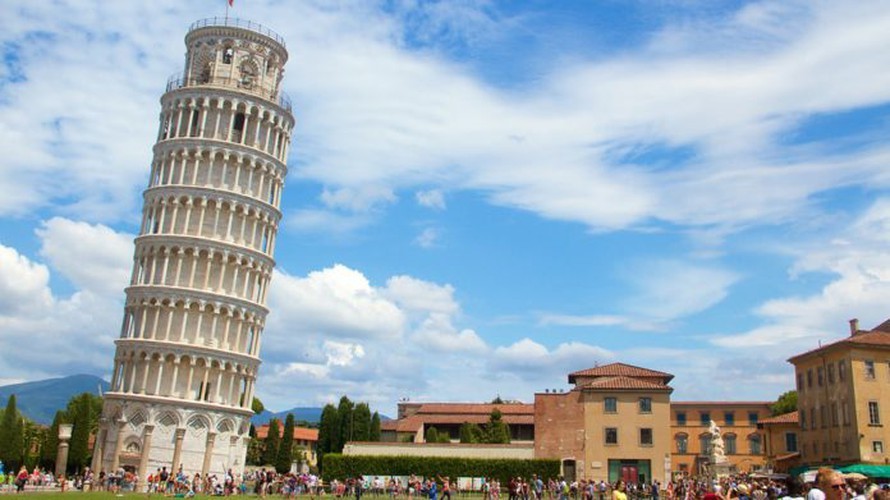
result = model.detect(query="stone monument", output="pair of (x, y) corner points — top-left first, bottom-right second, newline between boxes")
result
(707, 420), (734, 478)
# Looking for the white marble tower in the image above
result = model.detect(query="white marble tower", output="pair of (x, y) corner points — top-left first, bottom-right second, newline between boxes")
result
(93, 17), (293, 479)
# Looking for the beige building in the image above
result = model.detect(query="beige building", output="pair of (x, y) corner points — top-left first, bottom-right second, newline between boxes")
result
(757, 411), (799, 473)
(788, 319), (890, 466)
(381, 402), (535, 443)
(535, 363), (673, 484)
(670, 401), (771, 475)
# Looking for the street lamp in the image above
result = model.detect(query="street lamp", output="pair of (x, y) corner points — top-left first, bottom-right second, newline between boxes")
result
(56, 424), (74, 479)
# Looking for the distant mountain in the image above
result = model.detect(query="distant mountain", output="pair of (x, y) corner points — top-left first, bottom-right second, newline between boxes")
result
(0, 374), (109, 425)
(251, 407), (324, 426)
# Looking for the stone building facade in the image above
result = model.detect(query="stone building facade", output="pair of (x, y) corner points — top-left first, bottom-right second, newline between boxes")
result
(788, 319), (890, 466)
(93, 17), (293, 479)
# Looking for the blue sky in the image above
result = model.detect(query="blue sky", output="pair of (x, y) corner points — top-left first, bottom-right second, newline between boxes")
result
(2, 0), (890, 415)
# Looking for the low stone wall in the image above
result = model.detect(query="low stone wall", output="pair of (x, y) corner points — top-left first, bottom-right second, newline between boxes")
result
(342, 441), (535, 459)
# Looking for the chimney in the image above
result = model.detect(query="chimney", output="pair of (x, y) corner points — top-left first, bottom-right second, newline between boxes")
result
(849, 318), (860, 336)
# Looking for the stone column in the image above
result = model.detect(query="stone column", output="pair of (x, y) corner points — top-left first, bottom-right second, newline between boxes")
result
(137, 424), (155, 486)
(171, 428), (186, 473)
(90, 422), (107, 472)
(202, 431), (217, 477)
(55, 424), (73, 478)
(110, 417), (127, 472)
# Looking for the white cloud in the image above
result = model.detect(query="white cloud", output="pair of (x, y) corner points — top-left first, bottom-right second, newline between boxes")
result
(489, 338), (613, 381)
(712, 198), (890, 351)
(383, 275), (459, 317)
(621, 260), (740, 321)
(537, 314), (663, 332)
(0, 244), (54, 316)
(416, 189), (446, 210)
(414, 227), (440, 248)
(412, 313), (487, 352)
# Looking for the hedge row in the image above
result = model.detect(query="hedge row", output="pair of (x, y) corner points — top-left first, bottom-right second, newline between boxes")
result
(322, 454), (560, 483)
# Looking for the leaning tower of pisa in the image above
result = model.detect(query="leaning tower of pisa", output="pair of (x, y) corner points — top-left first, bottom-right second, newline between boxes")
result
(93, 18), (293, 479)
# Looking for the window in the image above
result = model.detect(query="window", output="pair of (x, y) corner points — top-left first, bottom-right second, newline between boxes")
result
(807, 369), (813, 388)
(639, 397), (652, 413)
(800, 411), (806, 429)
(605, 427), (618, 445)
(604, 397), (617, 413)
(828, 364), (835, 384)
(842, 401), (851, 426)
(725, 434), (737, 455)
(700, 412), (711, 426)
(748, 412), (758, 425)
(839, 360), (846, 381)
(797, 373), (804, 391)
(868, 401), (881, 425)
(821, 406), (828, 428)
(675, 434), (688, 454)
(749, 434), (762, 454)
(817, 366), (824, 386)
(865, 360), (876, 380)
(874, 441), (884, 454)
(700, 435), (711, 456)
(831, 403), (839, 427)
(810, 408), (816, 430)
(785, 433), (798, 453)
(223, 47), (234, 64)
(677, 412), (687, 425)
(640, 428), (653, 446)
(725, 412), (735, 426)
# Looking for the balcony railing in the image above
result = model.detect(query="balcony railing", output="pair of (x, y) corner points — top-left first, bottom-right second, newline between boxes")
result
(188, 17), (286, 48)
(165, 73), (292, 113)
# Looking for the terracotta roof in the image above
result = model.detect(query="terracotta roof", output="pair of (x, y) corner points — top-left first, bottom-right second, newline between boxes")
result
(255, 425), (319, 442)
(788, 323), (890, 363)
(672, 401), (773, 407)
(414, 403), (534, 415)
(758, 411), (798, 425)
(379, 405), (535, 433)
(578, 375), (673, 392)
(568, 363), (674, 384)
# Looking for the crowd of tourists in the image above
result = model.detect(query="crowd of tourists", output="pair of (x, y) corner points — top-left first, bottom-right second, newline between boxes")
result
(0, 465), (887, 499)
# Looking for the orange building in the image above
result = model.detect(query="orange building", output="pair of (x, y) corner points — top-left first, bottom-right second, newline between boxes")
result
(380, 402), (535, 443)
(255, 424), (319, 466)
(670, 401), (772, 476)
(757, 411), (800, 473)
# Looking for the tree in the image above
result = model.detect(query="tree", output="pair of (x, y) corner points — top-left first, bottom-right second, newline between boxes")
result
(252, 397), (265, 415)
(491, 396), (505, 404)
(425, 426), (440, 443)
(337, 396), (355, 449)
(369, 412), (381, 442)
(771, 390), (798, 416)
(316, 404), (340, 473)
(0, 395), (24, 471)
(40, 411), (65, 470)
(484, 409), (511, 444)
(459, 423), (483, 444)
(352, 403), (371, 442)
(67, 393), (97, 472)
(276, 414), (295, 473)
(262, 418), (281, 466)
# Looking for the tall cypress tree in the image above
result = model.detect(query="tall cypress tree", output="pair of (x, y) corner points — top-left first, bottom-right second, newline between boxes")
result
(369, 412), (381, 442)
(352, 403), (371, 441)
(276, 414), (295, 473)
(261, 418), (281, 466)
(336, 396), (354, 450)
(68, 394), (93, 471)
(40, 411), (64, 470)
(316, 403), (339, 474)
(0, 395), (24, 471)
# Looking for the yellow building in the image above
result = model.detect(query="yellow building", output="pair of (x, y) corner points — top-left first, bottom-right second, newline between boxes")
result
(535, 363), (674, 484)
(670, 401), (771, 476)
(788, 318), (890, 466)
(757, 411), (800, 473)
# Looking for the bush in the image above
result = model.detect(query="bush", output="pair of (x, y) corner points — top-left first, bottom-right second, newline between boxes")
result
(322, 454), (559, 484)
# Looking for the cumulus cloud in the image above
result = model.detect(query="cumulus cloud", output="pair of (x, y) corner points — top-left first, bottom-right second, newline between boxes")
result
(414, 227), (441, 248)
(489, 338), (613, 381)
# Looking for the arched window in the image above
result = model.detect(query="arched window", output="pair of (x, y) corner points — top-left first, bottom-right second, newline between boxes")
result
(675, 433), (688, 454)
(748, 434), (762, 454)
(724, 433), (737, 455)
(223, 47), (234, 64)
(699, 433), (711, 456)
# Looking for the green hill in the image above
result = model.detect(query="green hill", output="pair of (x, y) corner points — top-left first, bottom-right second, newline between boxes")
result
(0, 374), (109, 425)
